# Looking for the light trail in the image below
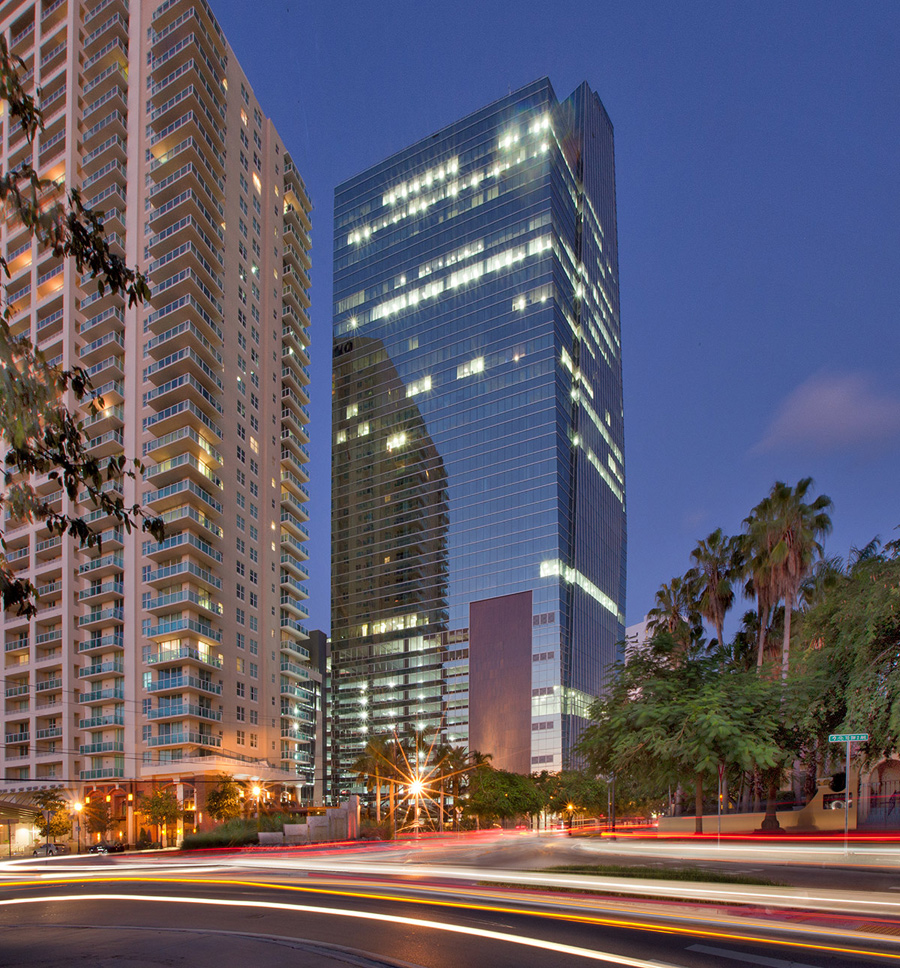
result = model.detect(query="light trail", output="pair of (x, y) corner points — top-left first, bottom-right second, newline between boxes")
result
(1, 892), (897, 967)
(222, 857), (900, 917)
(0, 875), (898, 962)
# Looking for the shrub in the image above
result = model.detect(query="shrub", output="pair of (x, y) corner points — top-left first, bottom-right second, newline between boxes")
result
(258, 812), (292, 833)
(181, 818), (258, 849)
(359, 819), (392, 841)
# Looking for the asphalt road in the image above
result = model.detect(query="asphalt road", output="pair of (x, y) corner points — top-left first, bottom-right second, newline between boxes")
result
(1, 851), (898, 968)
(384, 833), (900, 892)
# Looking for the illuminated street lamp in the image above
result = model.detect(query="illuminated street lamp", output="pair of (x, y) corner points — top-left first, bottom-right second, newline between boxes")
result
(73, 802), (83, 854)
(408, 776), (425, 835)
(566, 802), (575, 836)
(252, 785), (262, 822)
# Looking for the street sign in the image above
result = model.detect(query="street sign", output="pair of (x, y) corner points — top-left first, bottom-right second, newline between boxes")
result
(829, 731), (869, 853)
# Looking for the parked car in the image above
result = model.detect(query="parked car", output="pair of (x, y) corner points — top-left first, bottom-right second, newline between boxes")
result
(88, 841), (129, 854)
(32, 843), (67, 856)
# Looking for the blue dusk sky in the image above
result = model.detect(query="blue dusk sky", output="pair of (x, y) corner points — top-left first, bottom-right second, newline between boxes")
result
(211, 0), (900, 634)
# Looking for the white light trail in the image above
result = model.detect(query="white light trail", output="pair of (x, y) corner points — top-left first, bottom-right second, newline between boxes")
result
(0, 893), (689, 968)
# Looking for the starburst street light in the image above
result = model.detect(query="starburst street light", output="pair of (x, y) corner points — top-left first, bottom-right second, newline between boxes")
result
(73, 801), (83, 855)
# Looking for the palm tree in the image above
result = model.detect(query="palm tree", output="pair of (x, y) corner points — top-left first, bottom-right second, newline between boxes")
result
(765, 478), (833, 678)
(743, 493), (781, 669)
(646, 576), (695, 655)
(688, 528), (742, 650)
(352, 734), (392, 822)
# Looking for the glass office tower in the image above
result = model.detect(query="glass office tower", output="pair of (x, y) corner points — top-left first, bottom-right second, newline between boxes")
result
(332, 78), (625, 788)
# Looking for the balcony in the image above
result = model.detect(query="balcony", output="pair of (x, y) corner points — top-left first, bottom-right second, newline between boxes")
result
(280, 448), (309, 484)
(280, 682), (312, 701)
(144, 478), (222, 516)
(144, 645), (223, 670)
(279, 593), (308, 619)
(156, 504), (223, 541)
(35, 726), (63, 740)
(78, 607), (124, 630)
(143, 426), (223, 470)
(79, 741), (124, 755)
(280, 488), (309, 519)
(5, 732), (30, 744)
(78, 580), (125, 604)
(145, 674), (221, 696)
(4, 682), (30, 698)
(280, 659), (309, 680)
(281, 531), (307, 562)
(79, 712), (125, 729)
(143, 616), (222, 643)
(280, 575), (309, 599)
(143, 559), (222, 592)
(78, 633), (124, 654)
(147, 703), (221, 722)
(280, 470), (310, 504)
(35, 534), (61, 560)
(145, 317), (223, 369)
(142, 530), (222, 564)
(280, 638), (310, 661)
(78, 552), (125, 578)
(147, 731), (221, 749)
(143, 451), (223, 491)
(80, 766), (125, 780)
(78, 659), (125, 680)
(35, 628), (62, 646)
(80, 686), (125, 704)
(280, 553), (309, 582)
(143, 589), (223, 618)
(35, 677), (62, 693)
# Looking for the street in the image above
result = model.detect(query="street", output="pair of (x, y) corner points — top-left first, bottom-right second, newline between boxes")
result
(2, 832), (899, 967)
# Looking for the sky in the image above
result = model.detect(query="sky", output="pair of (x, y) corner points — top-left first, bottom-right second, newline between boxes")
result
(212, 0), (900, 634)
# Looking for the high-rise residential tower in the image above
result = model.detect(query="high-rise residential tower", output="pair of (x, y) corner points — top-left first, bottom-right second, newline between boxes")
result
(331, 78), (626, 789)
(0, 0), (314, 832)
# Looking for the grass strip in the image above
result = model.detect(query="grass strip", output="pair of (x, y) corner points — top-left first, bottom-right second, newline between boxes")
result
(538, 864), (785, 886)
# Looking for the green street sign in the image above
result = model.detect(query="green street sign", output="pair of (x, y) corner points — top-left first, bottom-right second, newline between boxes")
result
(828, 733), (869, 743)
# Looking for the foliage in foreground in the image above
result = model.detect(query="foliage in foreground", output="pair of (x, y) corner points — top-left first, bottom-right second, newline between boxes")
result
(181, 818), (259, 850)
(0, 35), (161, 617)
(579, 475), (899, 830)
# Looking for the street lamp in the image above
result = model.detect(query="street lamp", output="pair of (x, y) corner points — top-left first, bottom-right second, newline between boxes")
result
(252, 785), (262, 822)
(566, 802), (575, 836)
(73, 802), (83, 854)
(408, 776), (424, 835)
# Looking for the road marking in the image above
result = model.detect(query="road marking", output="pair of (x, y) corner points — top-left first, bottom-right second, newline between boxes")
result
(0, 893), (726, 968)
(687, 944), (822, 968)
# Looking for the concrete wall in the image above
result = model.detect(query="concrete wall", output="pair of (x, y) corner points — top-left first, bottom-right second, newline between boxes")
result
(658, 776), (857, 834)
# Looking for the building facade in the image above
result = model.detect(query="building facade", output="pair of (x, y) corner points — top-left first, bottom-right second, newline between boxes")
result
(331, 78), (626, 789)
(0, 0), (315, 830)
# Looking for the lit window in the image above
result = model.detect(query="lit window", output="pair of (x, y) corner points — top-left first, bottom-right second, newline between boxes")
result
(346, 404), (358, 418)
(456, 357), (484, 379)
(252, 173), (262, 193)
(386, 432), (406, 452)
(358, 422), (370, 437)
(406, 375), (432, 397)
